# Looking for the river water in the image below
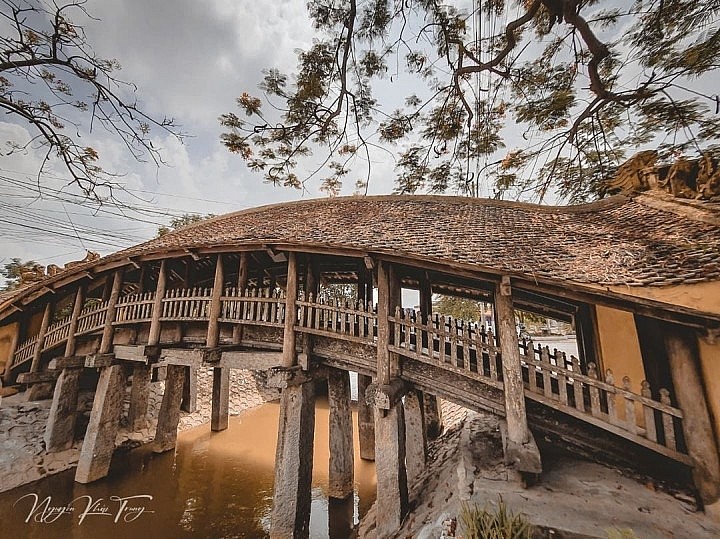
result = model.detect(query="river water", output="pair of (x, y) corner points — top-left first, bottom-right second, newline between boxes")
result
(0, 398), (377, 538)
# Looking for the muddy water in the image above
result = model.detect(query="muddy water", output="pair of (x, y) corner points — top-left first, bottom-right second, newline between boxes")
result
(0, 398), (377, 538)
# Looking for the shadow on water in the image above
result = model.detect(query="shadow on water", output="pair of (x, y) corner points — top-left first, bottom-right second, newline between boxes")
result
(0, 397), (376, 538)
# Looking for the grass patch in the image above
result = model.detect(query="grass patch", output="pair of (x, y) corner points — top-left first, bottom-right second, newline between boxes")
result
(458, 497), (534, 539)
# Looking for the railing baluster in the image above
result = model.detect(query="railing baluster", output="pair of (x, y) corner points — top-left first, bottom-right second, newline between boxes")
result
(587, 362), (601, 417)
(570, 355), (584, 411)
(623, 376), (638, 434)
(556, 350), (568, 405)
(605, 369), (618, 424)
(641, 380), (658, 442)
(659, 389), (676, 450)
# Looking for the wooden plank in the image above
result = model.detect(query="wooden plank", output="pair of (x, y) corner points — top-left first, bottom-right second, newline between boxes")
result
(113, 344), (150, 363)
(48, 356), (85, 370)
(17, 370), (59, 384)
(219, 350), (282, 370)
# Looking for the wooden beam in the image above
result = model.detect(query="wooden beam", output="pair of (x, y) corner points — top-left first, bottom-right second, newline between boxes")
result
(148, 260), (166, 346)
(206, 254), (225, 348)
(265, 245), (287, 263)
(184, 248), (201, 261)
(113, 344), (152, 363)
(30, 301), (53, 372)
(282, 252), (298, 368)
(17, 370), (59, 384)
(232, 251), (250, 344)
(64, 285), (85, 357)
(99, 269), (124, 354)
(48, 356), (85, 370)
(376, 260), (401, 385)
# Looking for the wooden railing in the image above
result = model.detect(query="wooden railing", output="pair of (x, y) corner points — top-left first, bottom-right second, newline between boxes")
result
(295, 294), (377, 345)
(220, 287), (286, 327)
(115, 292), (155, 324)
(12, 334), (38, 367)
(75, 300), (108, 336)
(161, 287), (212, 320)
(43, 317), (72, 349)
(388, 308), (502, 387)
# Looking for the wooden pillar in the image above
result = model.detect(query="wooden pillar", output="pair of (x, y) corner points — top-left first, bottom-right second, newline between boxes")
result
(75, 364), (127, 483)
(328, 367), (353, 499)
(664, 323), (720, 513)
(44, 367), (81, 452)
(1, 321), (20, 383)
(211, 366), (230, 431)
(404, 389), (427, 487)
(153, 364), (185, 453)
(128, 363), (152, 430)
(270, 251), (316, 538)
(64, 284), (85, 357)
(232, 252), (250, 344)
(30, 301), (52, 373)
(423, 393), (443, 440)
(374, 260), (408, 537)
(148, 260), (167, 346)
(181, 366), (198, 413)
(357, 373), (375, 461)
(207, 254), (225, 348)
(494, 276), (541, 474)
(282, 252), (298, 368)
(99, 269), (124, 354)
(300, 256), (319, 369)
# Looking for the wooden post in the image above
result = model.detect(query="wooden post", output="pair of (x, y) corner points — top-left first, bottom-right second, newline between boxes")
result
(64, 285), (85, 357)
(494, 276), (541, 474)
(30, 301), (52, 373)
(357, 373), (375, 461)
(300, 256), (319, 369)
(664, 323), (720, 512)
(232, 252), (250, 344)
(44, 366), (81, 452)
(1, 321), (20, 383)
(328, 367), (353, 499)
(153, 364), (185, 453)
(75, 364), (127, 483)
(211, 366), (230, 431)
(207, 254), (225, 348)
(282, 252), (298, 367)
(99, 269), (124, 354)
(404, 389), (427, 488)
(374, 259), (408, 537)
(148, 260), (167, 346)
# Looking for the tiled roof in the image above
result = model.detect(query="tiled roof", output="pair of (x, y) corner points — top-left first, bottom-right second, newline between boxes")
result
(109, 193), (720, 288)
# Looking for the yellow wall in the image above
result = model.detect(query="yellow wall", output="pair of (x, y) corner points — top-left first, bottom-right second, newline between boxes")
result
(594, 305), (646, 392)
(698, 337), (720, 450)
(603, 281), (720, 316)
(0, 322), (18, 376)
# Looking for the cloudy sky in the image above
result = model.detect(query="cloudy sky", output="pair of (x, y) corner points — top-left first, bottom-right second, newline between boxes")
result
(0, 0), (406, 276)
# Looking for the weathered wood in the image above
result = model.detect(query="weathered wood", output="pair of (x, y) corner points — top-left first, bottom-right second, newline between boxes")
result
(44, 367), (81, 452)
(366, 377), (408, 410)
(75, 364), (127, 483)
(206, 254), (225, 348)
(282, 252), (298, 368)
(300, 256), (319, 370)
(48, 356), (85, 370)
(128, 363), (151, 430)
(1, 321), (20, 382)
(153, 364), (185, 453)
(148, 260), (167, 346)
(160, 347), (220, 366)
(219, 350), (282, 370)
(664, 324), (720, 507)
(211, 367), (230, 431)
(377, 260), (401, 385)
(64, 285), (85, 357)
(232, 252), (250, 344)
(30, 301), (52, 372)
(374, 401), (408, 538)
(328, 368), (354, 499)
(404, 389), (427, 488)
(270, 380), (316, 539)
(181, 366), (198, 413)
(84, 353), (115, 369)
(587, 362), (602, 417)
(641, 380), (658, 442)
(659, 389), (677, 451)
(622, 376), (638, 434)
(17, 370), (59, 384)
(113, 344), (151, 363)
(357, 373), (375, 460)
(99, 269), (124, 354)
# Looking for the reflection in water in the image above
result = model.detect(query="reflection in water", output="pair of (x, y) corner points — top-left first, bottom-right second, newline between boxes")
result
(0, 398), (376, 538)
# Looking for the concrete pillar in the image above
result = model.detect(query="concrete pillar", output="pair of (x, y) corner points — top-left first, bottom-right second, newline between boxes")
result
(270, 380), (316, 539)
(148, 260), (167, 346)
(494, 276), (541, 474)
(328, 368), (354, 499)
(211, 367), (230, 432)
(128, 364), (151, 430)
(232, 252), (249, 344)
(99, 269), (124, 354)
(374, 402), (408, 538)
(664, 323), (720, 514)
(181, 366), (198, 413)
(30, 301), (52, 372)
(423, 393), (443, 440)
(75, 364), (126, 483)
(44, 367), (81, 452)
(357, 373), (375, 461)
(404, 389), (427, 487)
(153, 364), (185, 453)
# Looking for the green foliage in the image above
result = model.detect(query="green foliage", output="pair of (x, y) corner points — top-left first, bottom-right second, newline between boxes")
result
(222, 0), (720, 202)
(156, 213), (215, 237)
(0, 258), (39, 291)
(433, 295), (486, 322)
(458, 498), (534, 539)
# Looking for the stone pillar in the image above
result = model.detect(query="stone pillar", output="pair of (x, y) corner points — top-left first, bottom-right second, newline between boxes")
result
(44, 367), (81, 452)
(153, 364), (185, 453)
(211, 367), (230, 432)
(664, 323), (720, 514)
(64, 284), (85, 357)
(374, 260), (408, 537)
(404, 389), (427, 487)
(75, 364), (126, 483)
(232, 252), (250, 344)
(99, 269), (124, 354)
(328, 368), (353, 499)
(207, 254), (225, 348)
(128, 363), (152, 430)
(181, 366), (198, 413)
(357, 373), (375, 461)
(270, 379), (316, 539)
(30, 301), (52, 373)
(423, 393), (443, 440)
(148, 260), (167, 347)
(494, 276), (541, 474)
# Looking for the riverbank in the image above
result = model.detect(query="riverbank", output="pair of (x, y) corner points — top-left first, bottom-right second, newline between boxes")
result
(356, 411), (720, 538)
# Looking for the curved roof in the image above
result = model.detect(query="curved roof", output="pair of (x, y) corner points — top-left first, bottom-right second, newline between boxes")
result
(2, 193), (720, 315)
